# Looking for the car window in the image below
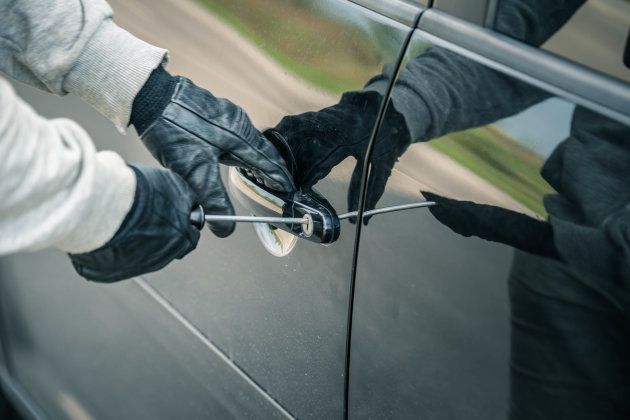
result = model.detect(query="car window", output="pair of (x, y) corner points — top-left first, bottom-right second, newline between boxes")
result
(494, 0), (630, 82)
(348, 26), (630, 418)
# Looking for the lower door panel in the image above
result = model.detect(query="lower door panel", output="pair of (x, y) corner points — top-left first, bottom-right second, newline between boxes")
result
(0, 250), (287, 419)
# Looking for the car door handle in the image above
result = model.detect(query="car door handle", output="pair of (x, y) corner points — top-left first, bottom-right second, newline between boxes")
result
(217, 165), (437, 244)
(228, 166), (341, 244)
(191, 129), (436, 245)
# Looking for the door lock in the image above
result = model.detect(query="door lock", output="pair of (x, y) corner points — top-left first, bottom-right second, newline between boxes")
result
(190, 167), (435, 244)
(190, 205), (315, 238)
(189, 166), (339, 243)
(227, 167), (341, 244)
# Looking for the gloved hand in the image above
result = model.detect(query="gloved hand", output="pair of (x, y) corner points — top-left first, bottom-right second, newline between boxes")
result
(423, 191), (560, 259)
(69, 164), (200, 282)
(131, 66), (294, 237)
(269, 90), (411, 224)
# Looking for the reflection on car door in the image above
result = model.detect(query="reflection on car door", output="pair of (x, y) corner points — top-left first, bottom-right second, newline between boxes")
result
(0, 0), (419, 418)
(348, 3), (630, 419)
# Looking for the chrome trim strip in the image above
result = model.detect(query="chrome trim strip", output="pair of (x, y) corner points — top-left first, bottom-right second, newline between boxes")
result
(348, 0), (423, 27)
(418, 10), (630, 126)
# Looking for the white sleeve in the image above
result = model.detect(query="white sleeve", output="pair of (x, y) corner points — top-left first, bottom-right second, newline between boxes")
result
(0, 0), (167, 131)
(0, 78), (136, 255)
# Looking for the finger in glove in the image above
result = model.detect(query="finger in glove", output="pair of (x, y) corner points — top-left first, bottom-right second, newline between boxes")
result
(422, 191), (560, 259)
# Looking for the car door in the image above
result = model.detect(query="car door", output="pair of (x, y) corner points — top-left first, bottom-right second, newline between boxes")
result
(348, 0), (630, 418)
(0, 0), (421, 419)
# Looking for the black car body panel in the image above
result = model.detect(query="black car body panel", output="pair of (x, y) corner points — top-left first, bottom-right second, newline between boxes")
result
(1, 0), (630, 419)
(347, 2), (630, 417)
(0, 0), (415, 418)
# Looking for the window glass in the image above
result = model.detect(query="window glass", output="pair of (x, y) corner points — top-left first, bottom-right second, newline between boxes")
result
(495, 0), (630, 82)
(345, 26), (630, 417)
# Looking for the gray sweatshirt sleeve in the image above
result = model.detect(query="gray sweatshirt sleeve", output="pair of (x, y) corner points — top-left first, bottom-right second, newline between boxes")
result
(0, 78), (136, 255)
(0, 0), (168, 255)
(0, 0), (167, 130)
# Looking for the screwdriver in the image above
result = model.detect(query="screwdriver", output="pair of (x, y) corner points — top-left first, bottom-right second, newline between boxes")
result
(190, 205), (310, 230)
(190, 201), (435, 231)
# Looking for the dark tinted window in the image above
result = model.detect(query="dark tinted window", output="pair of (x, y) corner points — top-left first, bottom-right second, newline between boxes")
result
(495, 0), (630, 82)
(348, 24), (630, 418)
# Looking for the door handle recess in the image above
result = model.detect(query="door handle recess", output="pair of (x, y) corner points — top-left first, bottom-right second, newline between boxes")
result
(228, 166), (341, 244)
(223, 166), (436, 245)
(191, 129), (436, 245)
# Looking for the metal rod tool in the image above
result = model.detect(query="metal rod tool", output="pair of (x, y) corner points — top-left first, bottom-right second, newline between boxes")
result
(190, 205), (309, 231)
(203, 215), (307, 224)
(190, 201), (435, 232)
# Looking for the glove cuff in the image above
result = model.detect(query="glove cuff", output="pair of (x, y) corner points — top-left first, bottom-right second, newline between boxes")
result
(131, 65), (178, 135)
(63, 20), (168, 132)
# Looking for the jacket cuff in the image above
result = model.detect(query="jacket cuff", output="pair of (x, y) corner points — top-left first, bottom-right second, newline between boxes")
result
(130, 65), (178, 135)
(56, 152), (136, 254)
(364, 78), (431, 143)
(63, 19), (168, 132)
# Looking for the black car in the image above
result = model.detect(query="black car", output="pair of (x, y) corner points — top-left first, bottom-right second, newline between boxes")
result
(1, 0), (629, 418)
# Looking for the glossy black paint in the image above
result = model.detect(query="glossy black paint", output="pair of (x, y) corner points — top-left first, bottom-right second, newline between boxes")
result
(0, 0), (414, 418)
(0, 252), (290, 419)
(2, 0), (629, 419)
(347, 20), (630, 419)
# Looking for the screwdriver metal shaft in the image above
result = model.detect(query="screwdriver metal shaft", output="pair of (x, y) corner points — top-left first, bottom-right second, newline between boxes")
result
(203, 215), (307, 224)
(191, 201), (436, 231)
(190, 205), (309, 230)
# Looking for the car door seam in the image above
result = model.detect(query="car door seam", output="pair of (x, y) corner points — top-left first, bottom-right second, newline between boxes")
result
(342, 7), (425, 419)
(133, 277), (296, 420)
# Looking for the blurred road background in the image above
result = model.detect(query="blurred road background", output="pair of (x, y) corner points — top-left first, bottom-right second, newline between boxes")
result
(9, 0), (630, 218)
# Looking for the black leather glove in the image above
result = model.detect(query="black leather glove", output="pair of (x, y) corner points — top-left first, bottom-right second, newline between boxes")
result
(69, 164), (200, 283)
(131, 66), (294, 237)
(423, 191), (560, 259)
(270, 90), (411, 224)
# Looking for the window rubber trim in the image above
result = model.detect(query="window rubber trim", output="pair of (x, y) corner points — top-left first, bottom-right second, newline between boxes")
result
(418, 9), (630, 126)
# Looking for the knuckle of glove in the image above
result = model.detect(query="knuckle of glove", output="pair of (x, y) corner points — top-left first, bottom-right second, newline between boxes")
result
(142, 78), (293, 193)
(70, 165), (199, 283)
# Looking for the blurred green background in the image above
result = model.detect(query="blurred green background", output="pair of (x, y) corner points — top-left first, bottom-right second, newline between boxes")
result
(200, 0), (557, 216)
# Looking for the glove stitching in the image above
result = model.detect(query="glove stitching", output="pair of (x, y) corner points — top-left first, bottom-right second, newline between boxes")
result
(160, 114), (288, 186)
(167, 102), (293, 185)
